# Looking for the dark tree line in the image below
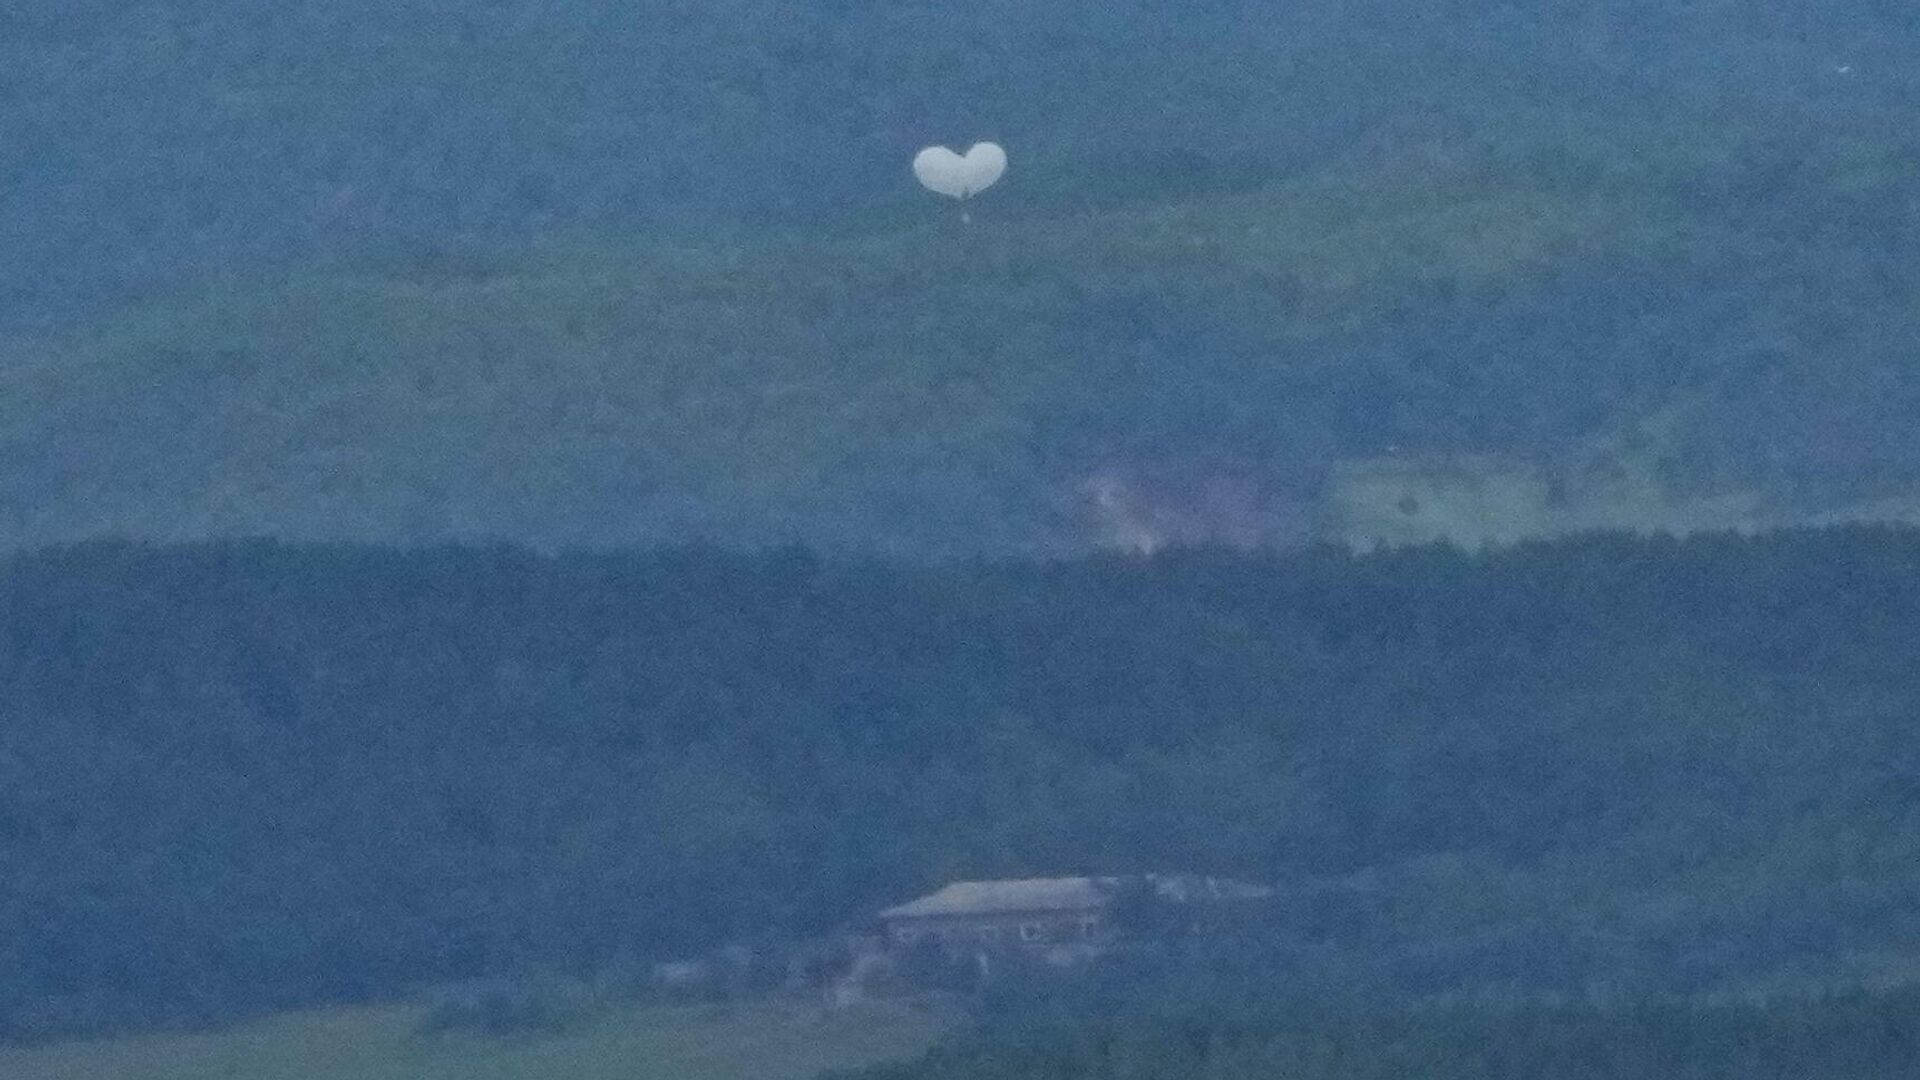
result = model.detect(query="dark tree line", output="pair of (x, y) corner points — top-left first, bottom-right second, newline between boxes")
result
(3, 528), (1920, 1039)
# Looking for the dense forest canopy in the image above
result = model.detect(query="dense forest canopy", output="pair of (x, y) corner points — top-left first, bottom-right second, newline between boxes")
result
(4, 529), (1919, 1040)
(5, 2), (1920, 552)
(3, 0), (1915, 319)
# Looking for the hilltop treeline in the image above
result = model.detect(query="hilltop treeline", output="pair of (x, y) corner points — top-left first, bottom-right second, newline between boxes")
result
(4, 529), (1920, 1039)
(6, 0), (1915, 327)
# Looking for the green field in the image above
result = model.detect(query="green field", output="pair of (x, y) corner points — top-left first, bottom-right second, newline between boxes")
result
(0, 997), (961, 1080)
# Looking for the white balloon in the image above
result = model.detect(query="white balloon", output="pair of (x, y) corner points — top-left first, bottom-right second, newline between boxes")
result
(912, 142), (1007, 200)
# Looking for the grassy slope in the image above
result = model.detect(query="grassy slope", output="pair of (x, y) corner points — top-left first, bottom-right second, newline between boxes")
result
(15, 122), (1910, 555)
(7, 4), (1920, 555)
(7, 59), (1920, 555)
(0, 998), (960, 1080)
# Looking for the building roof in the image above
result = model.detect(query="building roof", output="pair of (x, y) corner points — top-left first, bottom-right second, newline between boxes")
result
(880, 877), (1113, 919)
(878, 874), (1271, 920)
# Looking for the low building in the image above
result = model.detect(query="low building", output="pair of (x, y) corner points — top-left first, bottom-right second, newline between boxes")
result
(876, 874), (1271, 954)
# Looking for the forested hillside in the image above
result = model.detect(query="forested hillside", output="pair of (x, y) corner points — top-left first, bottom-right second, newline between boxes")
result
(5, 529), (1920, 1040)
(6, 2), (1920, 552)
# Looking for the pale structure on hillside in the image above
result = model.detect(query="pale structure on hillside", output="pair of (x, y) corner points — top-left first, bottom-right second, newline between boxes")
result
(876, 874), (1272, 954)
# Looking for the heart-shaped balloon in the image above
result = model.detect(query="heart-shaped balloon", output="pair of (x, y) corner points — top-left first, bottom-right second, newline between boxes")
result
(912, 142), (1007, 200)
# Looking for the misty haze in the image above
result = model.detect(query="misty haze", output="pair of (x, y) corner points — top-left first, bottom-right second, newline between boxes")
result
(3, 3), (1920, 1078)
